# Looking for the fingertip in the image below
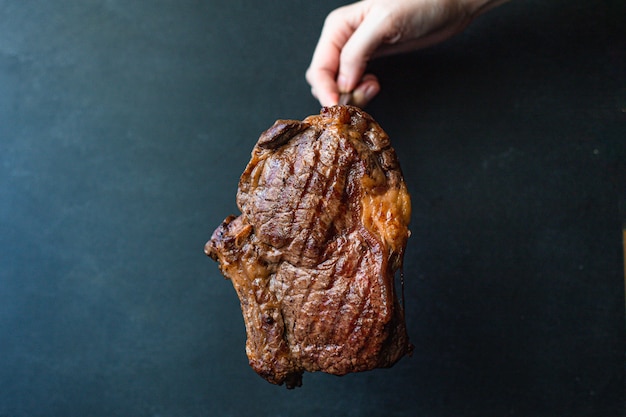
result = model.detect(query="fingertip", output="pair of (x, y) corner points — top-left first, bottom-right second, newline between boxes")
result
(320, 91), (340, 107)
(307, 68), (341, 107)
(337, 74), (351, 94)
(311, 86), (340, 107)
(351, 76), (380, 108)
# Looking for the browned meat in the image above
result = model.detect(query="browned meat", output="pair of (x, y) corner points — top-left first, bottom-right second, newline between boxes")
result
(205, 105), (412, 388)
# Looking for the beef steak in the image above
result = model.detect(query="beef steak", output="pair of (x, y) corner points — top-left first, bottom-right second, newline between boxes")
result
(205, 105), (412, 388)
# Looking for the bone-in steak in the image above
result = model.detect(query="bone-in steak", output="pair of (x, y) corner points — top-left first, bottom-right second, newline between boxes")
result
(205, 105), (412, 388)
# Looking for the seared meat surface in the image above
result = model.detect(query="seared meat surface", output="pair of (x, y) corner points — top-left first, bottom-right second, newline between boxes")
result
(205, 105), (412, 388)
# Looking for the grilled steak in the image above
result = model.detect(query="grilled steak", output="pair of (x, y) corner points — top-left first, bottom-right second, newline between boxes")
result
(205, 105), (412, 388)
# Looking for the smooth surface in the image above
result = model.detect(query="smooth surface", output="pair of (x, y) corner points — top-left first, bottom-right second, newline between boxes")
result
(1, 1), (624, 416)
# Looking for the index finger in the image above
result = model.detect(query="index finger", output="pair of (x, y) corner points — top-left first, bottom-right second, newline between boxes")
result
(306, 8), (358, 105)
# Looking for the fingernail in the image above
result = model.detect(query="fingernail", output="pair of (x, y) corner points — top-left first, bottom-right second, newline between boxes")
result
(337, 74), (350, 93)
(363, 83), (378, 101)
(351, 84), (379, 107)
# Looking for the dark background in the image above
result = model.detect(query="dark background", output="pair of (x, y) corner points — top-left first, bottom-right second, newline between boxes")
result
(0, 1), (624, 416)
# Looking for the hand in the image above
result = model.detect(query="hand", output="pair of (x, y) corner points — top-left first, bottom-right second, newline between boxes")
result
(306, 0), (509, 107)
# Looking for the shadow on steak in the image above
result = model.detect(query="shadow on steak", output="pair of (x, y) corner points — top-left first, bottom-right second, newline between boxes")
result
(205, 105), (412, 388)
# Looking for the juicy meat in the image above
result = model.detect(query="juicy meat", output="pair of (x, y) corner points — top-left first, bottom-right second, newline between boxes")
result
(205, 105), (412, 388)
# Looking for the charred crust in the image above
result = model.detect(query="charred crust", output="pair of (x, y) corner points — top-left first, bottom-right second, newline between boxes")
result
(284, 372), (303, 389)
(257, 120), (310, 149)
(205, 215), (237, 260)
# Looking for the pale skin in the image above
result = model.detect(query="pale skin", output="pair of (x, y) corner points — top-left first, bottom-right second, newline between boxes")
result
(306, 0), (510, 107)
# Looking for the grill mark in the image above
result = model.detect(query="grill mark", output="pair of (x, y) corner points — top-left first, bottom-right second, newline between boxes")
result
(342, 225), (391, 361)
(294, 131), (346, 352)
(327, 238), (368, 348)
(266, 142), (297, 247)
(285, 130), (324, 263)
(359, 225), (391, 319)
(345, 248), (376, 356)
(313, 139), (366, 353)
(342, 234), (385, 360)
(269, 129), (391, 365)
(249, 151), (295, 248)
(292, 147), (346, 353)
(295, 146), (322, 261)
(302, 132), (346, 257)
(350, 284), (381, 364)
(296, 130), (339, 260)
(277, 265), (303, 360)
(297, 253), (340, 350)
(319, 156), (367, 350)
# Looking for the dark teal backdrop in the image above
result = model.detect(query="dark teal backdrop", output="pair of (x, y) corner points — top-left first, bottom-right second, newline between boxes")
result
(0, 1), (624, 416)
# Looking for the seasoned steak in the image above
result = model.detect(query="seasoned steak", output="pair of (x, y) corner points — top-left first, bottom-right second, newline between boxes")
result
(205, 105), (412, 388)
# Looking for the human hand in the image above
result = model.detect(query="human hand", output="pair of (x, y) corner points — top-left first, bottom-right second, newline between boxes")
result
(306, 0), (509, 107)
